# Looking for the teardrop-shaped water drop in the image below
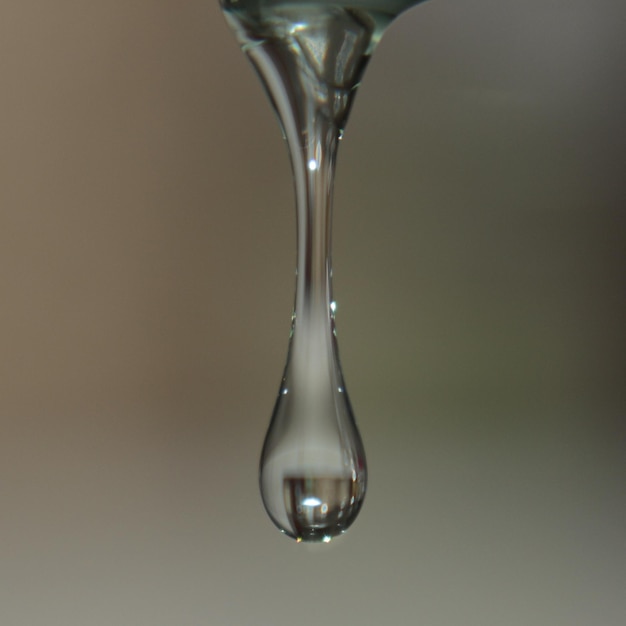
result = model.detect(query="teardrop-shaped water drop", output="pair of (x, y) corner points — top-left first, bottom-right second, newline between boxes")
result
(221, 0), (429, 542)
(223, 4), (377, 543)
(260, 302), (367, 542)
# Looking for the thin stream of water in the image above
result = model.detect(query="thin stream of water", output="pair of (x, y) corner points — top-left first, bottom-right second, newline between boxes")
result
(221, 0), (425, 541)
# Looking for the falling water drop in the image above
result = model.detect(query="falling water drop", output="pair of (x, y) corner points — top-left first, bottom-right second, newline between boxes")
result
(221, 0), (428, 542)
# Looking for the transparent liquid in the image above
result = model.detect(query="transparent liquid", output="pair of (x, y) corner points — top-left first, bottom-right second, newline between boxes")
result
(222, 0), (425, 33)
(220, 0), (426, 542)
(221, 0), (428, 126)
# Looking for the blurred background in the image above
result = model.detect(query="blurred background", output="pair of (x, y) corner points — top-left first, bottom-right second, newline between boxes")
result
(1, 1), (625, 624)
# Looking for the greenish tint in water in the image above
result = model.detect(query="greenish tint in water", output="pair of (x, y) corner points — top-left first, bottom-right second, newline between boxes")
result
(221, 1), (425, 127)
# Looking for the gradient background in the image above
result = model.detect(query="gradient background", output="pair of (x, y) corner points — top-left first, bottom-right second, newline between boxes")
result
(1, 1), (625, 624)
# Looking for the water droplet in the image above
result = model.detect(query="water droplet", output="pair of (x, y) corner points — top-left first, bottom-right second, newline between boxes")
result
(260, 308), (367, 541)
(222, 0), (426, 543)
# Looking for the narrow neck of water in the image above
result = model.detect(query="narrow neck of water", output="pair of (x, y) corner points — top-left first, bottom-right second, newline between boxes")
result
(239, 10), (380, 376)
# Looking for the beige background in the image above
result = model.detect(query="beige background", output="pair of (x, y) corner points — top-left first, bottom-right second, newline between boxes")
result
(1, 1), (625, 625)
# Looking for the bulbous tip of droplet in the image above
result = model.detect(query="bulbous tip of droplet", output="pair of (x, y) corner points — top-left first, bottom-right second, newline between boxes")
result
(260, 469), (366, 542)
(259, 365), (367, 541)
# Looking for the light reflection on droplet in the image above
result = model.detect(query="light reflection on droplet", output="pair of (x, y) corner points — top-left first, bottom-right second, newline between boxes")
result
(308, 159), (318, 170)
(302, 497), (323, 507)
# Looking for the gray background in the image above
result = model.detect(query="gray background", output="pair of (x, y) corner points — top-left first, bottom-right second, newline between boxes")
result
(1, 1), (625, 624)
